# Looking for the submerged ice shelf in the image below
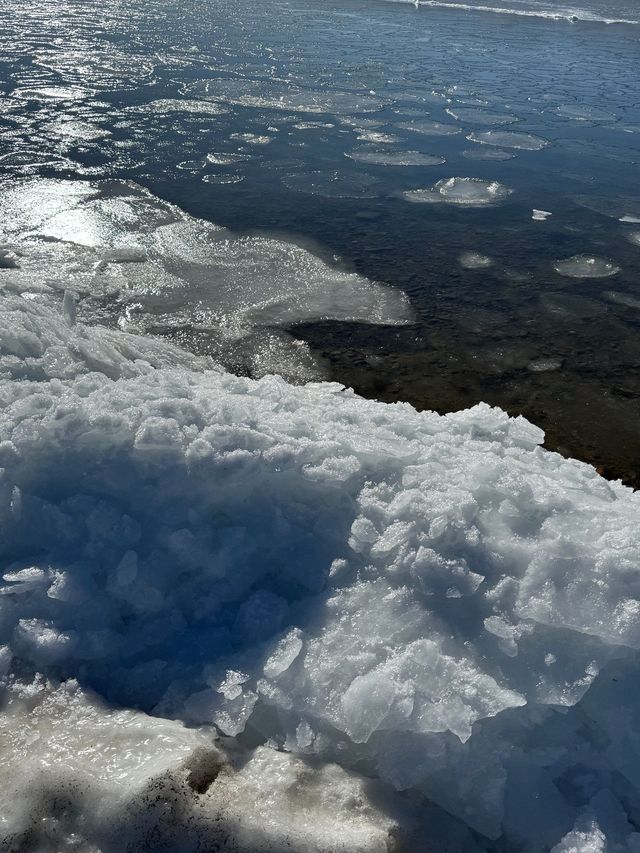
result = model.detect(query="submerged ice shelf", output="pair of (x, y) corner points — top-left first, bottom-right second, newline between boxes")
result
(0, 178), (412, 382)
(2, 259), (640, 850)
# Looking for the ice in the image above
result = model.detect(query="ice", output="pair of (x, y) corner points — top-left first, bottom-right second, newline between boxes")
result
(445, 107), (518, 125)
(462, 147), (516, 160)
(182, 79), (390, 115)
(403, 177), (513, 206)
(528, 358), (562, 372)
(355, 130), (399, 144)
(554, 104), (617, 122)
(467, 130), (548, 150)
(602, 291), (640, 309)
(397, 119), (462, 136)
(0, 179), (411, 380)
(0, 679), (402, 852)
(459, 251), (493, 268)
(346, 148), (445, 166)
(126, 98), (230, 116)
(230, 132), (273, 144)
(2, 282), (640, 849)
(554, 255), (621, 278)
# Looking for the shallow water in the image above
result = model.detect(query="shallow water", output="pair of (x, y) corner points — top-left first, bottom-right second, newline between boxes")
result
(1, 0), (639, 482)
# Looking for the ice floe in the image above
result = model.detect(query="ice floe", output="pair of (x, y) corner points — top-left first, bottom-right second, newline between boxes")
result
(459, 251), (493, 268)
(403, 177), (512, 206)
(467, 130), (548, 150)
(346, 148), (445, 166)
(553, 254), (621, 278)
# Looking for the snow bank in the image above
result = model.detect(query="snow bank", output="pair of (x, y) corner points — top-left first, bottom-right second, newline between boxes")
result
(2, 218), (640, 852)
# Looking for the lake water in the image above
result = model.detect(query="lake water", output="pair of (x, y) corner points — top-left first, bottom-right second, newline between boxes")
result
(1, 0), (639, 482)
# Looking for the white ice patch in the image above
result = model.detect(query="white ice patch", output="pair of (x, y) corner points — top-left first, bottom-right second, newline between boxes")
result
(554, 255), (620, 278)
(403, 177), (512, 206)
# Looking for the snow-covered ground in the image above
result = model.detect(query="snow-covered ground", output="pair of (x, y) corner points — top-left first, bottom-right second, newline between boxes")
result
(2, 182), (640, 852)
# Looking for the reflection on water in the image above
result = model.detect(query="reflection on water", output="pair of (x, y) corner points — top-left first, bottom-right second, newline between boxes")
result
(0, 0), (639, 482)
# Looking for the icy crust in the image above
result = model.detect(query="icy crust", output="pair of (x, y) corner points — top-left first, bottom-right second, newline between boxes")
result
(2, 298), (640, 848)
(0, 178), (412, 382)
(0, 678), (402, 852)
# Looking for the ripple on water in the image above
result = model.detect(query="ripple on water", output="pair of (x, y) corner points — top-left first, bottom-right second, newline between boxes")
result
(554, 255), (620, 279)
(403, 177), (512, 207)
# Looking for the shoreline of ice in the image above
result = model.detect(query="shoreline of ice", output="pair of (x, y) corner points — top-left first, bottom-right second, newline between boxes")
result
(2, 186), (640, 852)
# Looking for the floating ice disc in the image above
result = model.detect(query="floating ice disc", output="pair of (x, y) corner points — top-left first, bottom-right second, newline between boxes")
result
(467, 131), (548, 151)
(404, 177), (512, 207)
(553, 255), (620, 278)
(346, 148), (445, 166)
(459, 252), (493, 268)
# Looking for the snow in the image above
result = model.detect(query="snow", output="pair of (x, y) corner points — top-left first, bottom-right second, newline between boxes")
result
(2, 192), (640, 852)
